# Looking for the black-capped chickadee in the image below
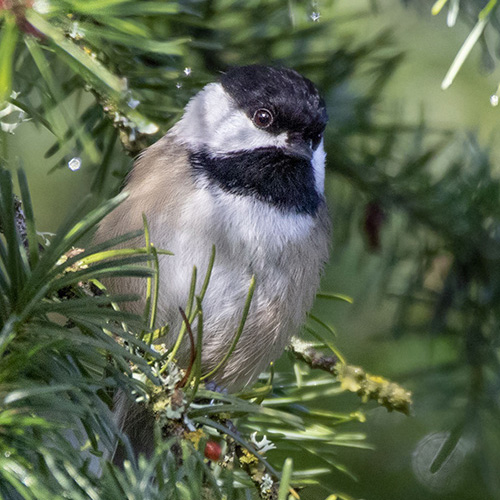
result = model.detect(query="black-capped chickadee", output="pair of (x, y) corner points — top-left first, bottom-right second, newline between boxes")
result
(97, 65), (330, 392)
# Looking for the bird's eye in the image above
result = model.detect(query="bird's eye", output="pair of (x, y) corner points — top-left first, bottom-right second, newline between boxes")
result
(253, 108), (273, 128)
(311, 133), (322, 150)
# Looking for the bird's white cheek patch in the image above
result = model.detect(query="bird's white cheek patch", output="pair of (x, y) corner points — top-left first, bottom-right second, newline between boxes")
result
(213, 113), (288, 154)
(171, 82), (288, 154)
(312, 140), (326, 194)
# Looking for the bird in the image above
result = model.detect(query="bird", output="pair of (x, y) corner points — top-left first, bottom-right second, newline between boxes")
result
(95, 64), (330, 458)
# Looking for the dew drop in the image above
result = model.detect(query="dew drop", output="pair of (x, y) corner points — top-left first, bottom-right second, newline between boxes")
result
(33, 0), (50, 14)
(411, 431), (471, 493)
(176, 82), (183, 89)
(4, 451), (11, 458)
(310, 11), (320, 21)
(183, 67), (192, 77)
(490, 94), (499, 107)
(68, 157), (82, 171)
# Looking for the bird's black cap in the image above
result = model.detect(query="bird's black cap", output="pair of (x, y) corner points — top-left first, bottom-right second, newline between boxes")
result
(220, 65), (328, 140)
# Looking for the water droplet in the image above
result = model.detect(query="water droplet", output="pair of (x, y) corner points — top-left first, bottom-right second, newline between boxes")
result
(4, 451), (11, 458)
(33, 0), (51, 14)
(183, 67), (192, 77)
(68, 157), (82, 171)
(490, 94), (499, 107)
(176, 82), (183, 89)
(310, 11), (320, 21)
(412, 432), (472, 493)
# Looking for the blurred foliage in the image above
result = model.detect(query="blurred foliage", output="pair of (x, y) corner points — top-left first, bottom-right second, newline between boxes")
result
(404, 0), (500, 91)
(0, 0), (500, 499)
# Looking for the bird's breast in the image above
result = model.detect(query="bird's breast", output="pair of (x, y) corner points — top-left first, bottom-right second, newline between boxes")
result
(152, 183), (326, 388)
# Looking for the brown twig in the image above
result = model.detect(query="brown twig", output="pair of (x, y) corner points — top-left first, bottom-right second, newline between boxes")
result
(288, 336), (412, 415)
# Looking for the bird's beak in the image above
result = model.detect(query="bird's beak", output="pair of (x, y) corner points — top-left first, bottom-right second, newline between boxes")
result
(285, 135), (313, 161)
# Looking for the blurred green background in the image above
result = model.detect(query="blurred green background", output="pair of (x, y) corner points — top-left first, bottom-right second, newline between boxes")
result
(3, 0), (500, 498)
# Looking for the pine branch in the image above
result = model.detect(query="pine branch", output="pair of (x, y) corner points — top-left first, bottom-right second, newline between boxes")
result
(289, 337), (412, 415)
